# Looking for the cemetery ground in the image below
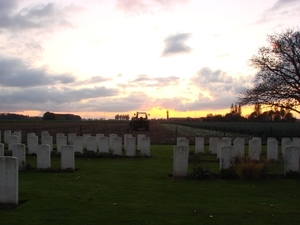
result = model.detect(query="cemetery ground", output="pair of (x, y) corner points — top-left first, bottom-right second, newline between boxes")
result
(1, 120), (300, 224)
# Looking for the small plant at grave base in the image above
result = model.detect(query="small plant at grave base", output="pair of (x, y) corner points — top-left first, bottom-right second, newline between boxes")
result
(285, 171), (300, 179)
(187, 164), (217, 180)
(235, 156), (268, 179)
(25, 162), (34, 170)
(219, 167), (239, 179)
(188, 152), (203, 163)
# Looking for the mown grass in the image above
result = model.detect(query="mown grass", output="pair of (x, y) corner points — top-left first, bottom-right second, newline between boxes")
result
(1, 145), (300, 225)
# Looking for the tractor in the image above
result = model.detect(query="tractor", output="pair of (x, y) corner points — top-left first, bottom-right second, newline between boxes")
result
(129, 112), (150, 131)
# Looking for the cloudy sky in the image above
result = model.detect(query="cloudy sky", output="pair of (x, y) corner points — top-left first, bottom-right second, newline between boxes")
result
(0, 0), (299, 119)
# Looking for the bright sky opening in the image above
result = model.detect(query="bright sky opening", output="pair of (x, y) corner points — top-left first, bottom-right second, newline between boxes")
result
(0, 0), (299, 119)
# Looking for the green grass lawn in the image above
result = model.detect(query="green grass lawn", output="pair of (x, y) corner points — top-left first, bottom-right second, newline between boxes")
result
(1, 145), (300, 225)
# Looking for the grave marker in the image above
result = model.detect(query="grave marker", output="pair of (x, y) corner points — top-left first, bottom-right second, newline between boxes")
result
(0, 157), (18, 205)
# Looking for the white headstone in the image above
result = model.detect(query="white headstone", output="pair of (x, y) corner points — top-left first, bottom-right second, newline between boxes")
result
(209, 137), (219, 154)
(28, 135), (38, 154)
(12, 144), (26, 170)
(12, 131), (21, 143)
(0, 157), (18, 205)
(220, 146), (235, 170)
(176, 137), (186, 145)
(281, 137), (291, 155)
(217, 139), (230, 159)
(56, 136), (67, 153)
(86, 136), (97, 153)
(68, 133), (76, 145)
(248, 139), (260, 160)
(292, 137), (300, 147)
(140, 137), (151, 156)
(252, 137), (261, 155)
(61, 145), (74, 170)
(177, 139), (189, 148)
(56, 133), (65, 142)
(98, 136), (109, 153)
(233, 137), (245, 157)
(37, 144), (51, 169)
(42, 135), (53, 152)
(8, 135), (18, 152)
(4, 130), (11, 144)
(73, 136), (84, 154)
(282, 139), (294, 157)
(267, 139), (278, 160)
(137, 134), (146, 150)
(125, 137), (136, 156)
(111, 136), (122, 155)
(27, 132), (36, 144)
(284, 146), (300, 174)
(173, 145), (189, 177)
(109, 134), (117, 150)
(123, 134), (133, 151)
(195, 137), (204, 154)
(83, 134), (92, 149)
(41, 130), (50, 136)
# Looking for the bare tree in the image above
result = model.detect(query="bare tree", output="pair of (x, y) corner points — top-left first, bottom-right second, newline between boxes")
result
(237, 29), (300, 114)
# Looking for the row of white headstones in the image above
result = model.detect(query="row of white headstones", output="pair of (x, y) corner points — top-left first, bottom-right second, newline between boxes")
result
(0, 130), (151, 205)
(1, 131), (300, 205)
(173, 136), (300, 177)
(0, 130), (151, 169)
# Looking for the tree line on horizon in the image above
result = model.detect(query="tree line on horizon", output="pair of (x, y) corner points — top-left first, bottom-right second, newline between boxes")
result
(203, 103), (296, 122)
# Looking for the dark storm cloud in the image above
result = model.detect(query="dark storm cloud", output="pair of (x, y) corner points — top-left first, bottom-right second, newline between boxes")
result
(0, 57), (75, 87)
(161, 33), (192, 57)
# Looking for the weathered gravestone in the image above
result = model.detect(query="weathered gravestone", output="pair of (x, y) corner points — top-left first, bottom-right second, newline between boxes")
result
(56, 136), (67, 153)
(98, 136), (109, 153)
(137, 134), (146, 150)
(12, 144), (26, 170)
(284, 146), (300, 174)
(86, 136), (97, 153)
(28, 135), (38, 154)
(61, 145), (75, 170)
(123, 134), (133, 151)
(111, 136), (122, 155)
(220, 146), (235, 170)
(233, 137), (245, 157)
(209, 137), (218, 154)
(281, 137), (291, 156)
(248, 139), (261, 160)
(37, 144), (51, 169)
(0, 157), (18, 205)
(73, 136), (84, 154)
(83, 134), (91, 149)
(109, 134), (117, 151)
(4, 130), (11, 144)
(68, 133), (76, 145)
(267, 139), (278, 160)
(173, 146), (189, 177)
(140, 137), (151, 156)
(8, 135), (18, 152)
(42, 135), (53, 152)
(125, 137), (136, 156)
(217, 139), (230, 159)
(195, 137), (204, 154)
